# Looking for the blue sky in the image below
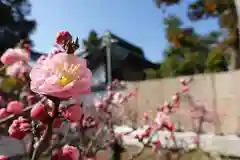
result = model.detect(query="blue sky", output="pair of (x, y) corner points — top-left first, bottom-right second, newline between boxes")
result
(29, 0), (219, 63)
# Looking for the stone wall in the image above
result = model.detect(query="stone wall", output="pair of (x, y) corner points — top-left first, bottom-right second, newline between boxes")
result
(122, 70), (240, 134)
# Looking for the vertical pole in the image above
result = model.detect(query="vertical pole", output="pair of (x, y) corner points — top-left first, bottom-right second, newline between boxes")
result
(106, 37), (112, 85)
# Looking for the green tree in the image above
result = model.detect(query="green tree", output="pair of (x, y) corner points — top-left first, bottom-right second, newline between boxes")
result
(153, 0), (230, 77)
(188, 0), (239, 69)
(0, 0), (36, 52)
(83, 30), (102, 50)
(160, 55), (181, 77)
(159, 15), (226, 77)
(155, 0), (240, 69)
(144, 68), (158, 79)
(205, 47), (228, 72)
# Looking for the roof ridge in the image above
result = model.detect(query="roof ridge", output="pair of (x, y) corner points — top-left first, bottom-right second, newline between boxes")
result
(103, 31), (143, 51)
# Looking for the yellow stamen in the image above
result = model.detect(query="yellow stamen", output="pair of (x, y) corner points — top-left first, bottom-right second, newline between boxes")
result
(54, 63), (81, 87)
(58, 72), (75, 87)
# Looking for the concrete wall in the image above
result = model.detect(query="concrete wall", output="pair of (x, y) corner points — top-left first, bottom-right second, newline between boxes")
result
(122, 70), (240, 134)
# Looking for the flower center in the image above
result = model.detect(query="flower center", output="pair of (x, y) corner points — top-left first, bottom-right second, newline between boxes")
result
(58, 72), (75, 87)
(55, 63), (80, 87)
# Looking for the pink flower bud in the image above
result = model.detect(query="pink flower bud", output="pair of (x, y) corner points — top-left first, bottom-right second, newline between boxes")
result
(171, 94), (179, 103)
(164, 121), (175, 131)
(61, 105), (81, 122)
(7, 101), (23, 114)
(0, 108), (10, 118)
(179, 78), (186, 85)
(142, 126), (152, 138)
(141, 131), (150, 138)
(135, 134), (143, 141)
(30, 104), (49, 123)
(61, 145), (79, 160)
(51, 149), (62, 160)
(164, 101), (169, 107)
(56, 31), (72, 45)
(182, 87), (188, 92)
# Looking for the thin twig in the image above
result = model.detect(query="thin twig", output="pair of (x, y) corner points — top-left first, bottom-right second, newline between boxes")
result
(85, 128), (103, 154)
(43, 124), (71, 155)
(31, 98), (60, 160)
(127, 132), (154, 160)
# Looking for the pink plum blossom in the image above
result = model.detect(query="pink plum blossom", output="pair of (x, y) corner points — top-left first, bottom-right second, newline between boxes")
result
(29, 53), (92, 98)
(1, 48), (29, 65)
(6, 61), (31, 78)
(154, 111), (171, 129)
(50, 45), (65, 57)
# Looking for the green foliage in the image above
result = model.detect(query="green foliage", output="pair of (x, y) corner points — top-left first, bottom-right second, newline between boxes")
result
(160, 14), (226, 77)
(153, 0), (233, 78)
(205, 49), (228, 72)
(0, 0), (36, 52)
(83, 30), (101, 49)
(0, 76), (21, 93)
(144, 68), (160, 79)
(87, 30), (101, 47)
(159, 56), (181, 77)
(154, 0), (182, 8)
(164, 16), (182, 28)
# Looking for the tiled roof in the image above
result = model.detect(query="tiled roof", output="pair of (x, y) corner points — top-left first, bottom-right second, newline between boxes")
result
(105, 32), (144, 57)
